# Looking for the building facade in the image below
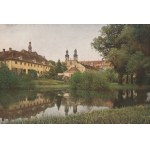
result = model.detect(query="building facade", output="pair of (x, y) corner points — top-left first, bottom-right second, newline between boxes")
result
(80, 59), (112, 70)
(0, 42), (51, 76)
(58, 49), (97, 79)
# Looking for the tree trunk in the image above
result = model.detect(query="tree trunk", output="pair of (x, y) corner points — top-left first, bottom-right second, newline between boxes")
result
(131, 74), (134, 84)
(126, 74), (129, 84)
(118, 74), (123, 85)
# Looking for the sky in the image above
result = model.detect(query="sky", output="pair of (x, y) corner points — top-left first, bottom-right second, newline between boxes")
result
(0, 24), (103, 61)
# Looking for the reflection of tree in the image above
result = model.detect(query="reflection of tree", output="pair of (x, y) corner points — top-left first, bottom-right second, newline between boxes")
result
(0, 90), (35, 108)
(70, 90), (116, 101)
(114, 90), (133, 108)
(0, 90), (56, 109)
(113, 89), (148, 108)
(135, 90), (147, 104)
(43, 91), (56, 100)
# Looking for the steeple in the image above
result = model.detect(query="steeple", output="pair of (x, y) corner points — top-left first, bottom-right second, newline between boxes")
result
(73, 49), (78, 61)
(28, 42), (32, 52)
(65, 50), (69, 62)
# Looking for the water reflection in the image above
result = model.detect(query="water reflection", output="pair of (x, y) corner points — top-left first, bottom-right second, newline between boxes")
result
(113, 89), (149, 108)
(0, 89), (149, 123)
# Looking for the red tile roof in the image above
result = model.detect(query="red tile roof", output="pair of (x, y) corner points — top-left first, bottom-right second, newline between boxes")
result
(0, 49), (49, 65)
(65, 67), (80, 73)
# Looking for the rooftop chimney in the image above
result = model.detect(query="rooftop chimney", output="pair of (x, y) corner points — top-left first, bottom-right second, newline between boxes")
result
(3, 49), (5, 53)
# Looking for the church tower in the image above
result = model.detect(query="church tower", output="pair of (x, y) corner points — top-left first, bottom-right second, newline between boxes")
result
(65, 50), (69, 62)
(28, 42), (32, 52)
(73, 49), (78, 61)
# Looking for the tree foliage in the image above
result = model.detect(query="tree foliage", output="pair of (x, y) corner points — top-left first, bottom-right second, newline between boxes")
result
(92, 24), (150, 85)
(0, 65), (18, 89)
(69, 72), (109, 90)
(41, 60), (67, 79)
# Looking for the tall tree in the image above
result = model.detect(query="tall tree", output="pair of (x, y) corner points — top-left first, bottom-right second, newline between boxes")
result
(107, 48), (128, 84)
(91, 24), (127, 84)
(121, 25), (150, 84)
(91, 24), (125, 56)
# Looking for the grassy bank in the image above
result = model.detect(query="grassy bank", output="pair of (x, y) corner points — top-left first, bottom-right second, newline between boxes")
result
(109, 83), (150, 90)
(10, 105), (150, 124)
(31, 79), (69, 91)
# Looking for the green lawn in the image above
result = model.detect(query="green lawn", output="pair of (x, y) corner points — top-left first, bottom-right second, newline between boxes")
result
(11, 105), (150, 124)
(109, 83), (150, 90)
(31, 79), (69, 90)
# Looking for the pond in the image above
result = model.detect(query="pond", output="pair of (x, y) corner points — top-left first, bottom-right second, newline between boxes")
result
(0, 89), (150, 123)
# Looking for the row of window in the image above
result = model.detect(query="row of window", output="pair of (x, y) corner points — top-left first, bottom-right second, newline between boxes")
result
(14, 61), (50, 69)
(13, 68), (44, 74)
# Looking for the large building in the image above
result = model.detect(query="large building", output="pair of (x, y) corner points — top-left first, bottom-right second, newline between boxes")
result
(80, 59), (112, 70)
(59, 49), (112, 80)
(0, 42), (51, 76)
(58, 49), (97, 79)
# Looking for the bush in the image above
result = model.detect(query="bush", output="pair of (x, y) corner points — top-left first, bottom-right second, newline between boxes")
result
(0, 65), (19, 89)
(105, 69), (118, 83)
(69, 71), (109, 90)
(27, 69), (37, 79)
(0, 65), (34, 89)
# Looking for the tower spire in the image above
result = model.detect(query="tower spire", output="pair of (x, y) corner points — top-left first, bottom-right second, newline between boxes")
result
(65, 50), (69, 62)
(73, 49), (78, 61)
(28, 41), (32, 52)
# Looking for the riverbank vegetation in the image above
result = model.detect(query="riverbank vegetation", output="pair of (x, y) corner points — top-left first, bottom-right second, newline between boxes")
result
(0, 64), (68, 90)
(69, 70), (150, 91)
(0, 65), (33, 89)
(32, 79), (68, 90)
(69, 71), (109, 90)
(10, 105), (150, 124)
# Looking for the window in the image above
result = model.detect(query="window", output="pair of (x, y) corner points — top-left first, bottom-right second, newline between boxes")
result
(20, 62), (22, 65)
(15, 61), (17, 64)
(24, 63), (26, 66)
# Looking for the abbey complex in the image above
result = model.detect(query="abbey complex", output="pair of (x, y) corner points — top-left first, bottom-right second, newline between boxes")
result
(58, 49), (111, 79)
(0, 42), (111, 78)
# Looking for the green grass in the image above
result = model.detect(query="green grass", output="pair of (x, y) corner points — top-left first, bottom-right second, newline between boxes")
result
(109, 83), (150, 90)
(31, 79), (69, 90)
(10, 105), (150, 124)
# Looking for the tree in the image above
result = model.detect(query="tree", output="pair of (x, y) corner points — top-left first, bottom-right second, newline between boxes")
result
(91, 24), (127, 84)
(55, 59), (67, 73)
(43, 66), (57, 79)
(92, 24), (150, 85)
(121, 25), (150, 84)
(27, 69), (37, 79)
(41, 60), (67, 79)
(0, 65), (18, 89)
(91, 24), (125, 56)
(107, 48), (128, 84)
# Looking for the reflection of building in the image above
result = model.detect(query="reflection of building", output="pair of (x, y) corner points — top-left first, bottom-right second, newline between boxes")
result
(0, 42), (51, 76)
(0, 92), (55, 122)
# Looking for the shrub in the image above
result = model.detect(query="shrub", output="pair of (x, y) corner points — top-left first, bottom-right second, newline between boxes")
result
(105, 69), (118, 83)
(69, 71), (109, 90)
(0, 65), (34, 89)
(27, 69), (37, 79)
(0, 65), (19, 89)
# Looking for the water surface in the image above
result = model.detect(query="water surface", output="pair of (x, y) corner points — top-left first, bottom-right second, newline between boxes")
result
(0, 89), (149, 123)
